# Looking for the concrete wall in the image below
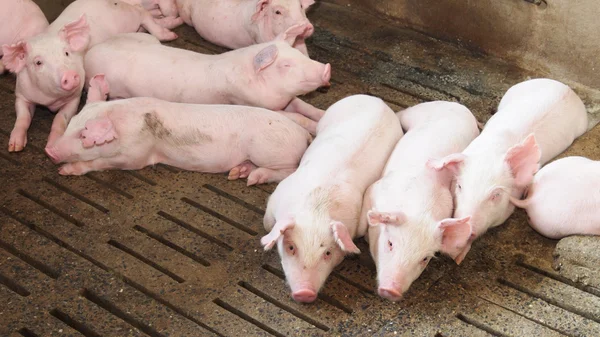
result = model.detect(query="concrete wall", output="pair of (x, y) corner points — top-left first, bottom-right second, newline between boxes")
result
(324, 0), (600, 89)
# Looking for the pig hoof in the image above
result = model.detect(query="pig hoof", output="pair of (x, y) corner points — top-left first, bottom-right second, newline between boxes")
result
(8, 132), (27, 152)
(247, 171), (269, 186)
(228, 162), (256, 180)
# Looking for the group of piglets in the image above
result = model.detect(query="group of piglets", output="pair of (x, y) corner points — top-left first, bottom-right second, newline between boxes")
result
(3, 1), (598, 306)
(2, 0), (326, 159)
(261, 78), (599, 304)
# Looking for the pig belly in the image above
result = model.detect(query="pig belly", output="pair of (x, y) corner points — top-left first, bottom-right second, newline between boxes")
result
(86, 47), (217, 103)
(159, 144), (247, 173)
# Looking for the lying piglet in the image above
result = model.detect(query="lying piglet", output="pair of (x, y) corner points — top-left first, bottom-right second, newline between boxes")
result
(176, 0), (316, 55)
(261, 94), (402, 303)
(50, 0), (182, 47)
(45, 77), (311, 183)
(0, 0), (49, 74)
(84, 27), (330, 135)
(510, 156), (600, 239)
(361, 101), (479, 301)
(2, 16), (90, 152)
(431, 78), (590, 264)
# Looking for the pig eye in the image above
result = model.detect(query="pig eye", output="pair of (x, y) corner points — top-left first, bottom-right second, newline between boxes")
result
(65, 51), (70, 56)
(457, 183), (462, 190)
(325, 251), (331, 256)
(35, 60), (42, 66)
(387, 240), (393, 250)
(275, 10), (282, 15)
(422, 257), (428, 262)
(286, 244), (296, 256)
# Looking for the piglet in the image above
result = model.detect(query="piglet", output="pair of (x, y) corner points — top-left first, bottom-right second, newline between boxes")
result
(84, 28), (330, 135)
(50, 0), (182, 46)
(261, 94), (402, 303)
(431, 78), (590, 264)
(510, 156), (600, 239)
(0, 0), (49, 74)
(361, 101), (479, 301)
(176, 0), (315, 55)
(2, 16), (90, 152)
(45, 75), (311, 183)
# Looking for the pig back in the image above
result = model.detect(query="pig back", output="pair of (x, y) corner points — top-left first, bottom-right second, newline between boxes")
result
(387, 101), (479, 171)
(304, 95), (402, 191)
(469, 79), (588, 163)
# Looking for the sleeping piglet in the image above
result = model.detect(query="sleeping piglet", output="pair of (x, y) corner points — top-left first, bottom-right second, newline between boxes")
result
(430, 78), (590, 264)
(261, 94), (402, 303)
(45, 75), (311, 184)
(175, 0), (316, 55)
(361, 101), (480, 301)
(510, 156), (600, 239)
(84, 26), (330, 135)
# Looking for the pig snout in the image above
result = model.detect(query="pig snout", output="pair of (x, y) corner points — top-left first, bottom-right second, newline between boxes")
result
(61, 70), (80, 91)
(321, 63), (331, 87)
(378, 287), (402, 302)
(45, 146), (63, 164)
(302, 21), (315, 38)
(292, 288), (317, 303)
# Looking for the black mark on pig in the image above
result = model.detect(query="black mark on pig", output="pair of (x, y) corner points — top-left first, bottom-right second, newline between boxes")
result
(143, 112), (212, 146)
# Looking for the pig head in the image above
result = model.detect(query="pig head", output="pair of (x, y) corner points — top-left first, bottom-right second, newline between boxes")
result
(367, 211), (471, 301)
(251, 0), (316, 55)
(252, 23), (330, 99)
(261, 216), (359, 303)
(2, 15), (89, 103)
(431, 133), (542, 264)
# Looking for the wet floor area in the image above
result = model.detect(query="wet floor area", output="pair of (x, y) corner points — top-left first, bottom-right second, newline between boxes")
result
(1, 1), (600, 336)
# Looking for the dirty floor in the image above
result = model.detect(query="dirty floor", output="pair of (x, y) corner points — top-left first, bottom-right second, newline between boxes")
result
(1, 1), (600, 337)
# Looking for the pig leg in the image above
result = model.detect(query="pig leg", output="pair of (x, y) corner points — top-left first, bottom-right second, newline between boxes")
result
(293, 39), (309, 57)
(46, 98), (81, 148)
(154, 16), (184, 30)
(157, 0), (179, 18)
(8, 97), (36, 152)
(284, 98), (325, 123)
(247, 167), (297, 186)
(277, 111), (317, 136)
(228, 160), (257, 180)
(140, 12), (178, 41)
(0, 60), (5, 74)
(59, 157), (121, 176)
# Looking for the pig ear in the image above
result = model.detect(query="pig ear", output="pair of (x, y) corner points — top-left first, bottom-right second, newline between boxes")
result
(80, 117), (117, 148)
(2, 41), (28, 73)
(253, 44), (279, 73)
(277, 23), (309, 46)
(301, 0), (316, 9)
(251, 0), (270, 22)
(427, 153), (466, 176)
(60, 14), (90, 52)
(504, 133), (541, 188)
(330, 221), (360, 254)
(86, 74), (110, 104)
(438, 216), (472, 263)
(367, 210), (406, 227)
(260, 220), (294, 251)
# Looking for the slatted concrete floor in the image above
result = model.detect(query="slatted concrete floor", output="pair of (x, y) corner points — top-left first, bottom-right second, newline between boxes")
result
(1, 1), (600, 336)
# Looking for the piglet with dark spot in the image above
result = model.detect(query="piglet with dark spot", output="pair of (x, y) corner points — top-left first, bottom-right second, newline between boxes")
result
(45, 76), (311, 184)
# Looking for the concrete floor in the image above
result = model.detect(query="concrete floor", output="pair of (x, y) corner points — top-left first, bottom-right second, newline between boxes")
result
(1, 1), (599, 336)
